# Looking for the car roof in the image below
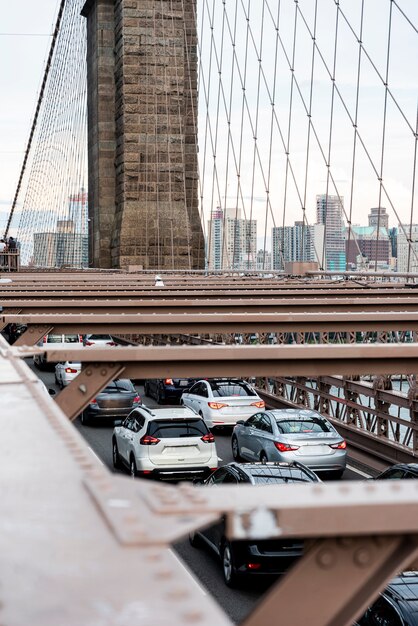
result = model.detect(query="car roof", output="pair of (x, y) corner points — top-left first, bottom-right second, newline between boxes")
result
(269, 409), (325, 420)
(141, 407), (199, 420)
(226, 462), (319, 482)
(383, 572), (418, 625)
(385, 463), (418, 473)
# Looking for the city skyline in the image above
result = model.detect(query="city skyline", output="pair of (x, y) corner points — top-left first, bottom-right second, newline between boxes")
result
(1, 1), (417, 245)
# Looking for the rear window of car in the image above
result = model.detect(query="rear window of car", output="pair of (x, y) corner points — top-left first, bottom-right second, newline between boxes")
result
(251, 468), (315, 484)
(210, 381), (257, 397)
(87, 334), (112, 340)
(102, 380), (135, 393)
(276, 418), (332, 434)
(47, 334), (80, 343)
(148, 419), (209, 438)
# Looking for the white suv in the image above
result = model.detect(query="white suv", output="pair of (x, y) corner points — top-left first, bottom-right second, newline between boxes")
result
(112, 406), (218, 480)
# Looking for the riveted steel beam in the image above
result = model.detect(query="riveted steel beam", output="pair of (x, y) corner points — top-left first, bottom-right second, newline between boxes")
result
(9, 311), (418, 345)
(55, 362), (126, 421)
(243, 535), (418, 626)
(28, 343), (418, 378)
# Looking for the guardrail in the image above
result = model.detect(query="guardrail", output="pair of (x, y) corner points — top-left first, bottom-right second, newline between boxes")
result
(0, 250), (20, 271)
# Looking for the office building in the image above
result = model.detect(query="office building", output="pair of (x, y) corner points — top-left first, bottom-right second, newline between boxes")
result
(316, 194), (346, 271)
(272, 221), (324, 270)
(397, 225), (418, 273)
(207, 207), (257, 270)
(346, 225), (390, 269)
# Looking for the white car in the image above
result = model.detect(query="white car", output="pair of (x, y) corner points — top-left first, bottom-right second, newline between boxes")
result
(112, 406), (218, 480)
(181, 378), (265, 429)
(83, 334), (117, 347)
(55, 361), (81, 388)
(33, 334), (83, 370)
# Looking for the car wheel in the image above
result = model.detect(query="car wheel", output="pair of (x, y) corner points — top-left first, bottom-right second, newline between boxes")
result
(260, 451), (268, 464)
(130, 456), (137, 478)
(54, 372), (59, 385)
(221, 541), (238, 587)
(231, 436), (242, 461)
(333, 469), (345, 480)
(189, 531), (202, 548)
(112, 440), (121, 470)
(80, 411), (90, 426)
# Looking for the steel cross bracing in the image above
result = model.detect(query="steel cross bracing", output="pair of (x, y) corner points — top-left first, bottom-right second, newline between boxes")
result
(8, 311), (418, 344)
(4, 336), (418, 626)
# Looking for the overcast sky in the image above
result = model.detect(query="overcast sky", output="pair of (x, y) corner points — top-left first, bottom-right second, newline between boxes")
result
(1, 0), (417, 238)
(0, 0), (58, 223)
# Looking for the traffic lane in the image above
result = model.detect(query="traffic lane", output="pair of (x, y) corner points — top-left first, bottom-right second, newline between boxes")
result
(24, 357), (369, 482)
(174, 537), (274, 624)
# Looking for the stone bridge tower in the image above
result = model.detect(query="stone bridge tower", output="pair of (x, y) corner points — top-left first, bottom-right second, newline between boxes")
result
(81, 0), (205, 269)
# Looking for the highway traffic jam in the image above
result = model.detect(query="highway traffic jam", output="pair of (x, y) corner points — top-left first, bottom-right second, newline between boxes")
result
(28, 332), (418, 625)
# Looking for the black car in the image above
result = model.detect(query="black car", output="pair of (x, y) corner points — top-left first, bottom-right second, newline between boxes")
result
(189, 461), (320, 586)
(81, 379), (141, 425)
(374, 463), (418, 480)
(144, 378), (197, 404)
(356, 571), (418, 626)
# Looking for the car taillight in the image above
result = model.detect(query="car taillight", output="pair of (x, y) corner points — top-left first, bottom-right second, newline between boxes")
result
(250, 400), (265, 408)
(90, 398), (97, 404)
(330, 440), (347, 450)
(85, 341), (93, 346)
(65, 368), (78, 374)
(201, 433), (215, 443)
(140, 435), (160, 445)
(164, 378), (173, 385)
(274, 441), (300, 452)
(107, 341), (117, 346)
(247, 563), (261, 570)
(43, 336), (47, 343)
(133, 395), (141, 404)
(208, 402), (228, 409)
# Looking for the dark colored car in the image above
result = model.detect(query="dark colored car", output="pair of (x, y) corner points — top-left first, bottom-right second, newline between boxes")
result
(144, 378), (197, 404)
(356, 571), (418, 626)
(374, 463), (418, 480)
(81, 379), (141, 425)
(189, 461), (320, 586)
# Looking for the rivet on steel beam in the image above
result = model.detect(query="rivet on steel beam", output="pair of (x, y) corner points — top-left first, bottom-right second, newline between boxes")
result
(155, 568), (174, 580)
(316, 550), (336, 569)
(353, 548), (372, 568)
(85, 369), (92, 377)
(181, 610), (204, 622)
(100, 369), (108, 376)
(166, 587), (190, 600)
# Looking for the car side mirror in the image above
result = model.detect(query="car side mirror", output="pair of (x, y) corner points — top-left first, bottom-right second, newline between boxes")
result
(114, 419), (123, 427)
(236, 420), (245, 426)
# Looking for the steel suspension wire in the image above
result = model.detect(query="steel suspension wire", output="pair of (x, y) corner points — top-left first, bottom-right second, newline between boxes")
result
(4, 0), (66, 239)
(196, 0), (417, 273)
(10, 0), (87, 268)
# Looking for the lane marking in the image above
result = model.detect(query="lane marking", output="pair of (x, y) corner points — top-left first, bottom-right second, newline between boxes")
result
(88, 446), (104, 466)
(346, 463), (372, 478)
(168, 548), (207, 595)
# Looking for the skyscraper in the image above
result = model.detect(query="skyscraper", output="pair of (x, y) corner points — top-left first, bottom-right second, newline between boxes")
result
(272, 222), (324, 270)
(397, 225), (418, 273)
(207, 207), (257, 270)
(368, 207), (389, 230)
(316, 194), (346, 271)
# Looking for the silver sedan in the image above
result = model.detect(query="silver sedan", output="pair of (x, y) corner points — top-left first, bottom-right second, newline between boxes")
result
(231, 408), (347, 478)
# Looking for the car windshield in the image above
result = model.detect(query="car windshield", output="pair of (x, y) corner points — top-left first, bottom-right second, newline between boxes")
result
(251, 468), (315, 484)
(47, 334), (80, 343)
(276, 418), (332, 434)
(149, 419), (208, 438)
(210, 381), (257, 397)
(102, 380), (134, 393)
